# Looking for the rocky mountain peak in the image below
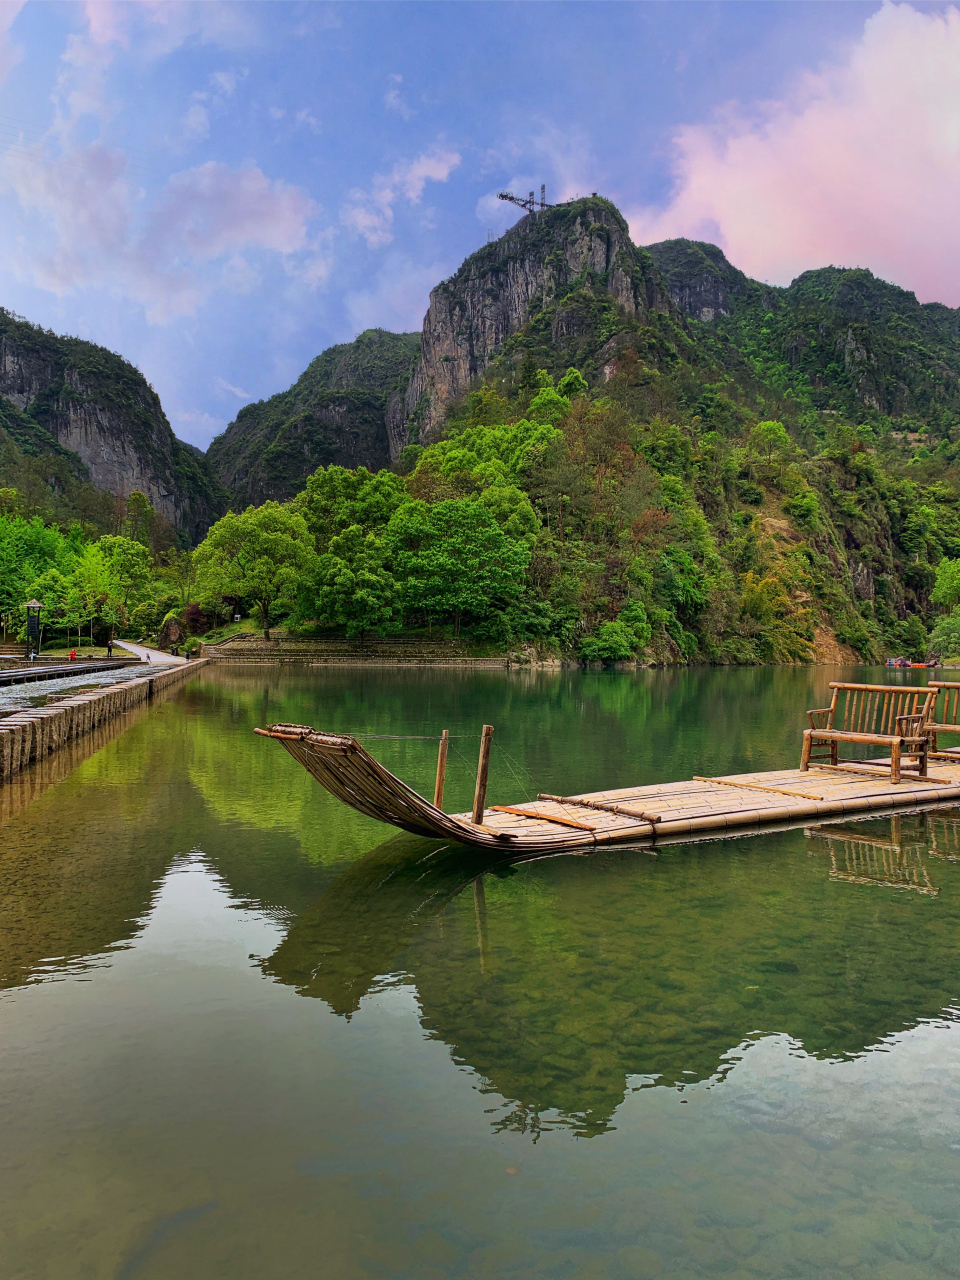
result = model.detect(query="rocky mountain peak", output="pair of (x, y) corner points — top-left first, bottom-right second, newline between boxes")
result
(395, 196), (673, 447)
(644, 238), (754, 323)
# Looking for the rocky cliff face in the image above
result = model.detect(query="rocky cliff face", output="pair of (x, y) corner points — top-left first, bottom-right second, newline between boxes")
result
(0, 311), (222, 540)
(645, 238), (755, 322)
(207, 329), (419, 504)
(396, 197), (674, 446)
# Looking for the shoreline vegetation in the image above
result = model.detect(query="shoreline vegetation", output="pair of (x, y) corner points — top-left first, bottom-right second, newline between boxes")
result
(8, 363), (960, 670)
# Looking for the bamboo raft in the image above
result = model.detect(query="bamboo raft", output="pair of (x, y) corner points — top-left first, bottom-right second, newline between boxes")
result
(254, 720), (960, 854)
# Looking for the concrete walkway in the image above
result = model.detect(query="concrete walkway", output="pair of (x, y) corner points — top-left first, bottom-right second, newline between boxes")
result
(113, 641), (188, 665)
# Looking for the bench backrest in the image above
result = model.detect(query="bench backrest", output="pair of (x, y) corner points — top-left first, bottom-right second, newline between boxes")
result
(928, 681), (960, 727)
(827, 682), (936, 735)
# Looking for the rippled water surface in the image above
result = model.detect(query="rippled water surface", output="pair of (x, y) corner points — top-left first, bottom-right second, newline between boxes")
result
(3, 663), (960, 1279)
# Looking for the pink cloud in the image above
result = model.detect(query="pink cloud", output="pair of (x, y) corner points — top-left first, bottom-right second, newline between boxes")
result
(0, 1), (25, 84)
(150, 162), (314, 258)
(629, 3), (960, 305)
(2, 146), (316, 321)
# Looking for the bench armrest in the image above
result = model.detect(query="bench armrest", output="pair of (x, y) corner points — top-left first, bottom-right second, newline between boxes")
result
(896, 713), (925, 737)
(807, 707), (832, 730)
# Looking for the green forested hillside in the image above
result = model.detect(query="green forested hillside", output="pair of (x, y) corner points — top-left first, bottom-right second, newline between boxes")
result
(206, 329), (420, 506)
(0, 307), (224, 538)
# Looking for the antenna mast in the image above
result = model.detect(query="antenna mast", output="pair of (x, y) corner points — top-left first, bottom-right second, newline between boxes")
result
(497, 185), (553, 215)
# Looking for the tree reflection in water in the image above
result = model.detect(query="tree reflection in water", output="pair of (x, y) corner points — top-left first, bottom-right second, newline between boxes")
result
(262, 810), (960, 1137)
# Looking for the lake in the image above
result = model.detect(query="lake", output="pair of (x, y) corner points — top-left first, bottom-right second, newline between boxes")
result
(2, 663), (960, 1279)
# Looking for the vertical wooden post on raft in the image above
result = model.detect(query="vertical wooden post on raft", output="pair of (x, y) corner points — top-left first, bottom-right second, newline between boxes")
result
(434, 729), (449, 809)
(471, 724), (494, 824)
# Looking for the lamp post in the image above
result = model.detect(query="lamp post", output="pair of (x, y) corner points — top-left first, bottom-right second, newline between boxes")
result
(24, 599), (41, 660)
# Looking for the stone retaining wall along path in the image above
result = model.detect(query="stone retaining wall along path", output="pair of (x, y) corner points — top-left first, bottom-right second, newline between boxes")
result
(200, 636), (535, 667)
(0, 660), (207, 783)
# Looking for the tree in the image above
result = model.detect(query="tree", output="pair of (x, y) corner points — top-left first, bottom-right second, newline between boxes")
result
(557, 367), (588, 399)
(312, 526), (399, 639)
(160, 548), (197, 612)
(929, 609), (960, 660)
(194, 503), (317, 639)
(752, 420), (791, 464)
(98, 535), (154, 638)
(294, 466), (409, 552)
(932, 557), (960, 612)
(123, 490), (155, 549)
(22, 567), (70, 649)
(387, 499), (530, 634)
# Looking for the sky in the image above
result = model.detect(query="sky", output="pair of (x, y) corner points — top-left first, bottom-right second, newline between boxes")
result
(0, 0), (958, 450)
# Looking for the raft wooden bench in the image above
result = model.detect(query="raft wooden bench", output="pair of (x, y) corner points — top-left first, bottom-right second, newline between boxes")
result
(800, 682), (936, 783)
(925, 682), (960, 760)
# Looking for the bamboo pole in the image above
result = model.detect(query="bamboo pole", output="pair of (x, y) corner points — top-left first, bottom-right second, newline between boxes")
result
(433, 729), (449, 809)
(471, 724), (494, 824)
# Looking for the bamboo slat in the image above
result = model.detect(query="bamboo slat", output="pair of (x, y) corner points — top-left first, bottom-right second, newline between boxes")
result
(692, 776), (826, 801)
(489, 805), (599, 831)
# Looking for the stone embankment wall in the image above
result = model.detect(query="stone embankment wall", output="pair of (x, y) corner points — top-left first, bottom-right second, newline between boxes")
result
(0, 660), (206, 783)
(201, 634), (561, 667)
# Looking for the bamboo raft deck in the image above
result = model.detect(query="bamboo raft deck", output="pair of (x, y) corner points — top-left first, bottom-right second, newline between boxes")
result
(255, 723), (960, 854)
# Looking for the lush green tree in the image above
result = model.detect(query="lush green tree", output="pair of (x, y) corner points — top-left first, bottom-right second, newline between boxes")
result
(160, 548), (197, 612)
(528, 375), (571, 426)
(311, 525), (399, 639)
(930, 609), (960, 659)
(752, 420), (791, 463)
(294, 466), (409, 551)
(932, 557), (960, 611)
(557, 367), (588, 399)
(22, 567), (70, 648)
(195, 503), (317, 639)
(123, 490), (155, 550)
(478, 485), (540, 540)
(387, 499), (530, 633)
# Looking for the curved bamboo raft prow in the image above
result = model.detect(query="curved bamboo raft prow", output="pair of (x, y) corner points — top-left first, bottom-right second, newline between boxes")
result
(253, 723), (632, 853)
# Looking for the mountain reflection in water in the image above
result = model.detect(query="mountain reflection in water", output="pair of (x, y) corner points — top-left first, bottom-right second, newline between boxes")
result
(262, 810), (960, 1137)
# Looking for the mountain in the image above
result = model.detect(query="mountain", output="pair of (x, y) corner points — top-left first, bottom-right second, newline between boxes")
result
(206, 329), (420, 505)
(394, 197), (673, 445)
(205, 201), (960, 512)
(648, 238), (960, 423)
(0, 308), (223, 539)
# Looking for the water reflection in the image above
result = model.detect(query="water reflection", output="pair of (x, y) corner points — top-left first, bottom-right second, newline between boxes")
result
(806, 815), (941, 895)
(263, 809), (960, 1136)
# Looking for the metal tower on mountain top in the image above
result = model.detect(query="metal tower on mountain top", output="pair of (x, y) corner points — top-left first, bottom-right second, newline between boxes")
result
(497, 184), (551, 214)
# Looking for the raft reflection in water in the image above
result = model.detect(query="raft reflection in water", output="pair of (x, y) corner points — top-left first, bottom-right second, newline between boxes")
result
(262, 811), (960, 1137)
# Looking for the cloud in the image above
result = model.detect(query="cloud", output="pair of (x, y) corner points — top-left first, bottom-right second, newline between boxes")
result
(148, 162), (314, 260)
(214, 375), (250, 399)
(181, 101), (209, 141)
(341, 144), (461, 248)
(82, 1), (257, 58)
(345, 253), (449, 334)
(0, 1), (25, 86)
(384, 73), (414, 121)
(269, 106), (285, 121)
(181, 69), (245, 142)
(628, 2), (960, 306)
(295, 108), (321, 134)
(1, 146), (316, 321)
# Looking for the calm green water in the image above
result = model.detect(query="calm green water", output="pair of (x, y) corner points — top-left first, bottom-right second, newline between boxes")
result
(3, 664), (960, 1279)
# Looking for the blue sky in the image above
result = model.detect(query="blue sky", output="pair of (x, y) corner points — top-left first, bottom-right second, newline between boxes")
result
(0, 1), (955, 449)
